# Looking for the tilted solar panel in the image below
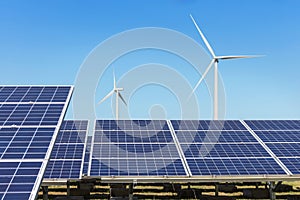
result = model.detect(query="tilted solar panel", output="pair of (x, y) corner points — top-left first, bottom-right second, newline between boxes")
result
(89, 120), (188, 177)
(0, 86), (73, 200)
(244, 120), (300, 175)
(44, 120), (88, 179)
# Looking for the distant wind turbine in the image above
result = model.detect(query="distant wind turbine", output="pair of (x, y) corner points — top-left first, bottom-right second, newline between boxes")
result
(190, 14), (261, 120)
(98, 72), (127, 120)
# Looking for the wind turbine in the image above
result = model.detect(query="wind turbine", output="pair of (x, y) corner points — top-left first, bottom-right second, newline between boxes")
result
(190, 14), (260, 120)
(98, 72), (127, 120)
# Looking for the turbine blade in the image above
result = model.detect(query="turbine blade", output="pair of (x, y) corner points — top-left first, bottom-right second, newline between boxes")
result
(189, 59), (215, 97)
(118, 92), (127, 106)
(190, 14), (216, 58)
(98, 90), (114, 105)
(218, 55), (264, 60)
(113, 70), (116, 90)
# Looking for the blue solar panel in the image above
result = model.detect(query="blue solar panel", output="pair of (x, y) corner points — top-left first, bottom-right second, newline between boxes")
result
(0, 86), (70, 103)
(92, 143), (180, 158)
(187, 158), (286, 176)
(95, 120), (170, 131)
(0, 161), (43, 200)
(279, 158), (300, 174)
(45, 160), (82, 179)
(90, 120), (188, 177)
(266, 143), (300, 157)
(255, 131), (300, 143)
(171, 120), (247, 131)
(176, 130), (257, 143)
(45, 120), (88, 179)
(94, 130), (173, 143)
(90, 158), (186, 176)
(0, 86), (73, 199)
(0, 104), (64, 126)
(244, 120), (300, 130)
(181, 143), (270, 158)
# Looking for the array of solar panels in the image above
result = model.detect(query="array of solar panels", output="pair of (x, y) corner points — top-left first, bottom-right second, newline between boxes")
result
(0, 86), (72, 200)
(85, 120), (300, 178)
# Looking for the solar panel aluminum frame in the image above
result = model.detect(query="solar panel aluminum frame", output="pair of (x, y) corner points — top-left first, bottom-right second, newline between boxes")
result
(0, 86), (74, 200)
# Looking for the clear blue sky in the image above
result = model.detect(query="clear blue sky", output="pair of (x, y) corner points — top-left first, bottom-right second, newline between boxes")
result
(0, 0), (299, 120)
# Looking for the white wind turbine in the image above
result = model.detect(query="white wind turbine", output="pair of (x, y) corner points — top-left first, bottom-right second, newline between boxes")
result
(190, 14), (260, 120)
(98, 72), (127, 120)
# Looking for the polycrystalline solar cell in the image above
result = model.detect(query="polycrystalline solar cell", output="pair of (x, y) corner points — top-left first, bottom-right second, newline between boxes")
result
(266, 143), (300, 157)
(0, 127), (56, 160)
(90, 158), (186, 176)
(95, 120), (169, 131)
(92, 143), (180, 158)
(0, 161), (42, 200)
(59, 120), (88, 131)
(255, 131), (300, 143)
(50, 144), (84, 159)
(94, 130), (173, 143)
(279, 158), (300, 174)
(244, 120), (300, 130)
(0, 86), (71, 103)
(171, 120), (247, 131)
(44, 160), (82, 179)
(176, 130), (257, 143)
(0, 104), (64, 126)
(187, 158), (286, 176)
(181, 143), (270, 158)
(55, 131), (86, 143)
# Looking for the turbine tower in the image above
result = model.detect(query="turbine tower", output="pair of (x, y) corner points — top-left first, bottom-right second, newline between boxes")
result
(190, 14), (259, 120)
(98, 72), (127, 120)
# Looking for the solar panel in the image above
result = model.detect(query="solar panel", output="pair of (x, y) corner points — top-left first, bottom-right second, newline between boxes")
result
(181, 143), (270, 158)
(44, 120), (88, 179)
(187, 158), (286, 176)
(89, 120), (187, 177)
(244, 120), (300, 130)
(0, 86), (73, 200)
(176, 130), (257, 143)
(172, 120), (288, 176)
(171, 120), (247, 131)
(255, 130), (300, 143)
(244, 120), (300, 175)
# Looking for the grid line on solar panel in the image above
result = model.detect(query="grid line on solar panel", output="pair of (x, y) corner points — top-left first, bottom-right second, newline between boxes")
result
(94, 130), (173, 143)
(0, 86), (71, 103)
(175, 130), (257, 143)
(59, 120), (88, 131)
(255, 130), (300, 143)
(91, 143), (181, 158)
(171, 120), (247, 131)
(180, 143), (270, 158)
(95, 120), (170, 131)
(0, 161), (43, 200)
(187, 158), (286, 176)
(89, 158), (187, 176)
(0, 104), (65, 127)
(0, 127), (56, 160)
(278, 158), (300, 174)
(244, 120), (300, 130)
